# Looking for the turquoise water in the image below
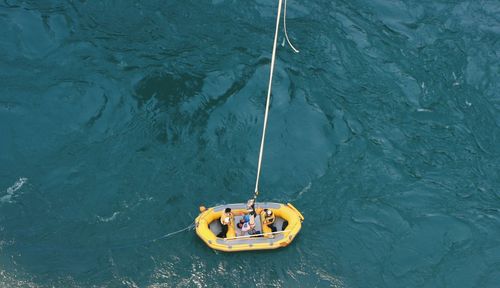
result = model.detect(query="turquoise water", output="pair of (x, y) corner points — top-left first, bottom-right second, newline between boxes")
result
(1, 0), (500, 287)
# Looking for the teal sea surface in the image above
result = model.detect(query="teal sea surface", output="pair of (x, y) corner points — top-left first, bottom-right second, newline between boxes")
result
(1, 0), (500, 287)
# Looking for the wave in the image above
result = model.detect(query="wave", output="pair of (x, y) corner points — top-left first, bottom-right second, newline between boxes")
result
(1, 177), (28, 204)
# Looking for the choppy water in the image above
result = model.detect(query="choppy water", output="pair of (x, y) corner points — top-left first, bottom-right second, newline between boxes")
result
(1, 0), (500, 287)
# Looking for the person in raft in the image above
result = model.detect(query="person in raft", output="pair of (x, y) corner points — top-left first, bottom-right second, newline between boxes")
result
(261, 208), (277, 232)
(217, 208), (234, 238)
(218, 207), (246, 238)
(246, 198), (257, 216)
(236, 216), (261, 236)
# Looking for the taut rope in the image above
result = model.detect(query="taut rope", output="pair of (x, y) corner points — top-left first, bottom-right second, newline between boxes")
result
(252, 0), (299, 203)
(253, 0), (283, 200)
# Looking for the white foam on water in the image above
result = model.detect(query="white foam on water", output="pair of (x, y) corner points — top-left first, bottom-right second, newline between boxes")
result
(0, 238), (14, 253)
(417, 108), (432, 112)
(121, 278), (139, 288)
(296, 182), (312, 200)
(97, 211), (120, 223)
(316, 268), (345, 287)
(452, 71), (460, 86)
(288, 182), (312, 202)
(1, 177), (28, 203)
(0, 269), (39, 288)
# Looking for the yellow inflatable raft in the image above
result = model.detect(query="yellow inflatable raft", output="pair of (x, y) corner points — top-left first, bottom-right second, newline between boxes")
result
(195, 202), (304, 252)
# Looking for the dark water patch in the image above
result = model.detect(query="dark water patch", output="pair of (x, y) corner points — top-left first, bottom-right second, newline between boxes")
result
(134, 72), (203, 108)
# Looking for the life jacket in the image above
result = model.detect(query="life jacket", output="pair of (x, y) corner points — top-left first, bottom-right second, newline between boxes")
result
(220, 212), (233, 225)
(262, 210), (275, 225)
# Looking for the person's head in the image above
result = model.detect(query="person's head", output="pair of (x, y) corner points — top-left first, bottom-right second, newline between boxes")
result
(224, 208), (231, 213)
(266, 209), (273, 216)
(237, 220), (244, 229)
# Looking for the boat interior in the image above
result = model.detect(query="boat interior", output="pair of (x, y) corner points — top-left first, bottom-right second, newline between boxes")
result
(209, 214), (287, 238)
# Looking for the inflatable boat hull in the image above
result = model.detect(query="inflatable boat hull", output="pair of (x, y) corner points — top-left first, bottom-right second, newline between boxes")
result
(195, 202), (304, 252)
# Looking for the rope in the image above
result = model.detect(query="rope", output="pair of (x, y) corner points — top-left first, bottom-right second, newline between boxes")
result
(150, 223), (195, 242)
(253, 0), (283, 200)
(110, 222), (195, 250)
(283, 0), (299, 53)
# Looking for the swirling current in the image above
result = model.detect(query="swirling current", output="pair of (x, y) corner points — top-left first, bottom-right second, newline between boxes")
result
(1, 0), (500, 287)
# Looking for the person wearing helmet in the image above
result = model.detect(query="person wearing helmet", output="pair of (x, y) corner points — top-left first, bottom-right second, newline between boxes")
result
(217, 208), (234, 238)
(262, 208), (277, 232)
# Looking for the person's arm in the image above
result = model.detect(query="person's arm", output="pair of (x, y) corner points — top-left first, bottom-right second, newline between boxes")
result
(250, 204), (257, 216)
(233, 211), (245, 216)
(260, 211), (268, 225)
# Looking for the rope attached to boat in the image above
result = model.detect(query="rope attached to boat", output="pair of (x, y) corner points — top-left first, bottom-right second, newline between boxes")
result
(253, 0), (283, 200)
(110, 222), (196, 250)
(150, 222), (196, 243)
(253, 0), (298, 202)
